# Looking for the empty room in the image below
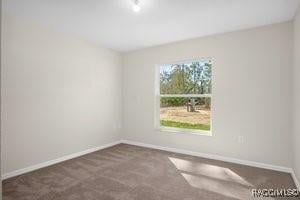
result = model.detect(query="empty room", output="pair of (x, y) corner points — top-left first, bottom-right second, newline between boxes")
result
(1, 0), (300, 199)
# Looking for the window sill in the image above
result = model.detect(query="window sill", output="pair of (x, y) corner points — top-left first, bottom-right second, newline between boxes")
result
(157, 126), (212, 136)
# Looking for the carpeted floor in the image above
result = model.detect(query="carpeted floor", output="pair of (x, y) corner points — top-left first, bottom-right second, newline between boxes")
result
(3, 144), (299, 200)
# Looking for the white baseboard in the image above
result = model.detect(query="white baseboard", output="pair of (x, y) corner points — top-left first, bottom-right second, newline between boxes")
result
(2, 140), (122, 180)
(122, 140), (300, 188)
(121, 140), (293, 173)
(3, 138), (298, 190)
(291, 170), (300, 190)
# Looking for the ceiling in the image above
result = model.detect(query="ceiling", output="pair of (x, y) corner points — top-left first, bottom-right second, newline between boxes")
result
(3, 0), (300, 52)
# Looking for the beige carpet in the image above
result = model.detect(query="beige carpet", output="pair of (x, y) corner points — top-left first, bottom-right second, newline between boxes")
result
(3, 144), (299, 200)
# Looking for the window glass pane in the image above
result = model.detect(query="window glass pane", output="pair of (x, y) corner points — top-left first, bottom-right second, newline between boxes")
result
(160, 60), (212, 94)
(160, 97), (211, 131)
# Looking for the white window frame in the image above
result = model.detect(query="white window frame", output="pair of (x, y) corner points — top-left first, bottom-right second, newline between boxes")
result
(154, 58), (213, 136)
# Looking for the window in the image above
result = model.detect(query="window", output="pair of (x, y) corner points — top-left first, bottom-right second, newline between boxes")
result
(157, 59), (212, 134)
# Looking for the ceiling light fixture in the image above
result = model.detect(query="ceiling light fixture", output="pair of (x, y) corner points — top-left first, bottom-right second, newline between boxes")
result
(133, 0), (141, 12)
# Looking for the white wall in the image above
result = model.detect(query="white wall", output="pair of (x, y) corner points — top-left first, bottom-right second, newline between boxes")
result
(0, 10), (296, 180)
(1, 14), (122, 175)
(0, 0), (2, 198)
(293, 8), (300, 183)
(123, 22), (293, 167)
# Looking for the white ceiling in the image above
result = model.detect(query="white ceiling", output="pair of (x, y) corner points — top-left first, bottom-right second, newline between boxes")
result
(3, 0), (300, 52)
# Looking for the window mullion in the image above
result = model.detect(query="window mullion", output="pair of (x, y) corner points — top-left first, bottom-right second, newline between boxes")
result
(160, 94), (211, 98)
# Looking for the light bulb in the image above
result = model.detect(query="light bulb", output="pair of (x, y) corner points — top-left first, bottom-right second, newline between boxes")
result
(133, 1), (140, 12)
(133, 4), (140, 12)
